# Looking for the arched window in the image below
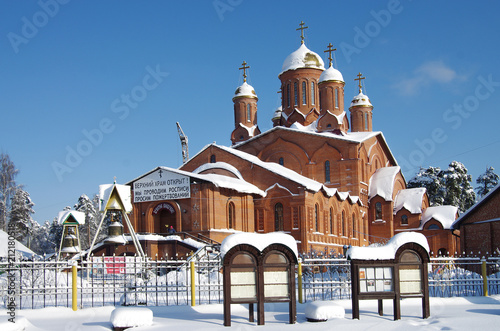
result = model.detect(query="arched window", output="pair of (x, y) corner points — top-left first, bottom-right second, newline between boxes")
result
(401, 215), (408, 225)
(228, 201), (235, 229)
(294, 82), (298, 106)
(352, 213), (356, 237)
(311, 81), (315, 105)
(315, 204), (319, 232)
(279, 157), (284, 166)
(210, 155), (216, 163)
(428, 224), (440, 230)
(325, 161), (331, 183)
(247, 104), (251, 122)
(302, 81), (307, 105)
(274, 203), (284, 231)
(375, 202), (382, 219)
(335, 88), (339, 108)
(364, 112), (368, 130)
(341, 211), (346, 236)
(329, 208), (333, 234)
(286, 84), (290, 107)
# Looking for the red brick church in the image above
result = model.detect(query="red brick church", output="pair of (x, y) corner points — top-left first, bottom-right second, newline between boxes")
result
(117, 23), (459, 257)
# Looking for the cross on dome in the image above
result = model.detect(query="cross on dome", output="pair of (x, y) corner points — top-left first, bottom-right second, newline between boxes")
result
(324, 43), (337, 67)
(239, 61), (250, 82)
(296, 21), (308, 44)
(355, 72), (366, 93)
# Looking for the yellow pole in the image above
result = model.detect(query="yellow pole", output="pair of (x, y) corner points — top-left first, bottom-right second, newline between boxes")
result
(72, 262), (77, 311)
(298, 261), (303, 304)
(482, 257), (488, 296)
(190, 253), (196, 306)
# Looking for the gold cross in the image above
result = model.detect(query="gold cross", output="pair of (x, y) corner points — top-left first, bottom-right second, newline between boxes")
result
(354, 72), (365, 93)
(239, 61), (250, 82)
(324, 43), (337, 67)
(296, 21), (308, 44)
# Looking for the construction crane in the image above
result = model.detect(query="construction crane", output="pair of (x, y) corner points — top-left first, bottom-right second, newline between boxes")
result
(176, 122), (189, 163)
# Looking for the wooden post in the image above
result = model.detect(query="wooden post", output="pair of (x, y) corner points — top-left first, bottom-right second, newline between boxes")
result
(378, 299), (383, 316)
(482, 257), (488, 296)
(249, 303), (254, 322)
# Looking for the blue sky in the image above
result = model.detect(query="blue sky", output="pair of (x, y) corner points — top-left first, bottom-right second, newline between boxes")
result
(1, 0), (500, 224)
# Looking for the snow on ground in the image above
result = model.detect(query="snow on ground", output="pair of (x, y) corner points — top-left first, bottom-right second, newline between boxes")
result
(1, 296), (499, 330)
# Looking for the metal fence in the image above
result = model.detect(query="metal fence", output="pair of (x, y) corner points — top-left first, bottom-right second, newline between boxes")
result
(1, 254), (499, 310)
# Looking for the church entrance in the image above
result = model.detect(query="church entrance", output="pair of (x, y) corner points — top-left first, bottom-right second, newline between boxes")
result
(152, 202), (177, 234)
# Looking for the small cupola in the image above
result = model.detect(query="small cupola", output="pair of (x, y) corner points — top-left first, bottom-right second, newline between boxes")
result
(349, 72), (373, 132)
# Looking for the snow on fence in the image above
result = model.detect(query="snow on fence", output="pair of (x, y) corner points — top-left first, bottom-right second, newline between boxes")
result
(1, 254), (499, 309)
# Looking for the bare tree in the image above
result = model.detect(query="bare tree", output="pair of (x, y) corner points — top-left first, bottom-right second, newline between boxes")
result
(0, 153), (19, 231)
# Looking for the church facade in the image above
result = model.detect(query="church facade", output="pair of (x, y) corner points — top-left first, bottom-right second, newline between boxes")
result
(124, 25), (459, 257)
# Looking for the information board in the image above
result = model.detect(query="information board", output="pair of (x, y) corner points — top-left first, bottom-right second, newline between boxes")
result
(264, 271), (289, 298)
(359, 267), (393, 293)
(230, 271), (257, 300)
(399, 268), (422, 294)
(133, 169), (190, 203)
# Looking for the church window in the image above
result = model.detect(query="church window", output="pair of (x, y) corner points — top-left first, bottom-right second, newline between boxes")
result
(294, 82), (298, 106)
(329, 208), (333, 234)
(428, 224), (440, 230)
(375, 202), (382, 219)
(335, 88), (339, 108)
(287, 84), (290, 107)
(247, 104), (251, 122)
(274, 203), (284, 231)
(311, 81), (315, 105)
(228, 201), (235, 229)
(401, 215), (408, 225)
(302, 81), (307, 105)
(315, 204), (319, 232)
(210, 155), (216, 163)
(352, 213), (356, 237)
(279, 157), (284, 166)
(364, 112), (368, 130)
(325, 161), (331, 183)
(341, 211), (346, 236)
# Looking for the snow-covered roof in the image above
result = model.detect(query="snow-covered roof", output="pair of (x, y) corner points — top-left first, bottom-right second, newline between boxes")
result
(393, 188), (426, 214)
(99, 184), (133, 213)
(421, 205), (458, 230)
(272, 106), (282, 120)
(318, 110), (347, 125)
(319, 65), (344, 83)
(0, 229), (36, 259)
(346, 232), (429, 260)
(452, 181), (500, 229)
(193, 162), (244, 180)
(280, 43), (325, 75)
(368, 166), (401, 201)
(220, 232), (298, 260)
(207, 144), (361, 204)
(350, 92), (372, 108)
(233, 81), (258, 100)
(57, 210), (86, 225)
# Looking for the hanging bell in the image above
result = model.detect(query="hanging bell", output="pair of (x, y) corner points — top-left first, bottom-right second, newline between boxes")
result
(61, 233), (79, 253)
(104, 221), (127, 245)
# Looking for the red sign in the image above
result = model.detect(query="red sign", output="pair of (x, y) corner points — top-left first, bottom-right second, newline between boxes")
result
(104, 257), (126, 274)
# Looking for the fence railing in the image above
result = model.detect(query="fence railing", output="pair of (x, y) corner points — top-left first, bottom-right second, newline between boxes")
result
(1, 255), (499, 310)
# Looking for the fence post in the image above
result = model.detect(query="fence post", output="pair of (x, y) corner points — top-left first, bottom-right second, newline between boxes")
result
(481, 257), (488, 296)
(71, 260), (78, 311)
(298, 260), (303, 304)
(190, 253), (196, 307)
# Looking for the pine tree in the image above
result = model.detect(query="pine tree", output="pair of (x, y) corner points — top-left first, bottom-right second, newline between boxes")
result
(0, 153), (19, 231)
(408, 161), (475, 213)
(74, 194), (100, 249)
(407, 166), (445, 206)
(476, 166), (499, 198)
(9, 187), (35, 243)
(441, 161), (475, 213)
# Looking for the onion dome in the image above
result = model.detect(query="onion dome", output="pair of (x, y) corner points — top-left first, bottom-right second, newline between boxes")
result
(272, 106), (282, 121)
(233, 81), (258, 101)
(280, 43), (325, 75)
(319, 65), (344, 83)
(350, 91), (372, 108)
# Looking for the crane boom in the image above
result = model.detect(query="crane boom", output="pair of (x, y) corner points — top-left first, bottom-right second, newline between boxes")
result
(176, 122), (189, 163)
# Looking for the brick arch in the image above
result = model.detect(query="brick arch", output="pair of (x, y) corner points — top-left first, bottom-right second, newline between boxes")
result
(259, 137), (310, 174)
